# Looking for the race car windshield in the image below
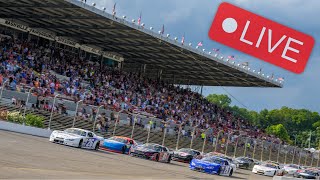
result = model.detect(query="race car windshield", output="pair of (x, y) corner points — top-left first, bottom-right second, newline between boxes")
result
(288, 164), (299, 169)
(178, 148), (191, 153)
(108, 137), (127, 143)
(65, 129), (86, 136)
(143, 144), (162, 151)
(264, 164), (277, 169)
(202, 157), (222, 164)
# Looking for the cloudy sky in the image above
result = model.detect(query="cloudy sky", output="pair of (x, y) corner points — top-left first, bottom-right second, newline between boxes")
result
(86, 0), (320, 113)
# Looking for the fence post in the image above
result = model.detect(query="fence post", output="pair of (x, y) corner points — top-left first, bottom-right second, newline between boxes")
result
(243, 138), (248, 157)
(215, 130), (223, 152)
(277, 144), (281, 163)
(23, 87), (35, 124)
(261, 141), (264, 161)
(72, 100), (83, 127)
(176, 123), (183, 150)
(0, 80), (8, 104)
(92, 105), (103, 133)
(130, 114), (138, 139)
(190, 127), (196, 149)
(48, 94), (60, 130)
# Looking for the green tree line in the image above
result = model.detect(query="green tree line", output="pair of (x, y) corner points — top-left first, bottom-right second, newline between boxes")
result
(207, 94), (320, 148)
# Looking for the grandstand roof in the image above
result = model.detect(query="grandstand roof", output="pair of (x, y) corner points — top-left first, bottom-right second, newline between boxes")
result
(0, 0), (282, 88)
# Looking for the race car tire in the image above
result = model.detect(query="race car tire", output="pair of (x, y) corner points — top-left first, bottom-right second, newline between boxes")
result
(155, 154), (159, 162)
(121, 146), (126, 154)
(217, 167), (222, 175)
(273, 171), (276, 176)
(229, 169), (233, 177)
(78, 139), (83, 148)
(167, 155), (171, 163)
(94, 142), (99, 150)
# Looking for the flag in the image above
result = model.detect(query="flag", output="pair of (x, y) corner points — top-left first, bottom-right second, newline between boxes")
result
(213, 48), (220, 52)
(160, 24), (164, 34)
(278, 77), (285, 81)
(241, 62), (249, 66)
(112, 3), (116, 16)
(181, 34), (185, 45)
(228, 55), (235, 60)
(197, 41), (203, 47)
(138, 12), (142, 25)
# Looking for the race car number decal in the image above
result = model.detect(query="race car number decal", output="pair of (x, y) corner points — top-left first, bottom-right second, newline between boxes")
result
(220, 166), (231, 175)
(160, 152), (168, 161)
(85, 138), (95, 148)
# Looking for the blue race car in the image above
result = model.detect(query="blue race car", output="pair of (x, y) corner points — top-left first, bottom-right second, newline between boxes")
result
(99, 136), (136, 154)
(190, 156), (234, 176)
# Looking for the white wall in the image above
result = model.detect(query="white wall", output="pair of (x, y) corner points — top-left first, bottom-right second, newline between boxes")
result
(0, 121), (52, 138)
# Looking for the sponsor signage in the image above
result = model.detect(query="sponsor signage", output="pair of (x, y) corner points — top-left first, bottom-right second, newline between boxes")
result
(208, 2), (315, 74)
(29, 28), (56, 41)
(0, 18), (29, 32)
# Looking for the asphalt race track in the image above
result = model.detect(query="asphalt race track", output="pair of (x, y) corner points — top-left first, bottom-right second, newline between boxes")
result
(0, 130), (273, 179)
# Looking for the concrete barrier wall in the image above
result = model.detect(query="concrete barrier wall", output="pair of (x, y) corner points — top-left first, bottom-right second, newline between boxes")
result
(273, 176), (306, 180)
(0, 120), (53, 138)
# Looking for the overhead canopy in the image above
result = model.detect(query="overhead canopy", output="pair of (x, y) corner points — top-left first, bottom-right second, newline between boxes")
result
(0, 0), (282, 87)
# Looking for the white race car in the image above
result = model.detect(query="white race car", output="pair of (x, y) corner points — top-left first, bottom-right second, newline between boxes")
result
(252, 163), (284, 177)
(283, 164), (302, 175)
(49, 128), (104, 150)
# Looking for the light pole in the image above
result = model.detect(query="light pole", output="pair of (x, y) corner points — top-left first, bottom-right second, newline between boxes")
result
(0, 80), (8, 104)
(92, 105), (104, 132)
(215, 130), (224, 152)
(72, 100), (83, 127)
(190, 126), (196, 149)
(48, 94), (60, 130)
(23, 87), (35, 124)
(112, 109), (124, 136)
(175, 122), (184, 150)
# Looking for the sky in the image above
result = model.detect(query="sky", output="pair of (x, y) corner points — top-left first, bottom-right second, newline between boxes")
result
(85, 0), (320, 113)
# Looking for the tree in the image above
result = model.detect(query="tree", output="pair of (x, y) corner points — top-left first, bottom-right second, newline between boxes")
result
(266, 124), (290, 142)
(206, 94), (231, 108)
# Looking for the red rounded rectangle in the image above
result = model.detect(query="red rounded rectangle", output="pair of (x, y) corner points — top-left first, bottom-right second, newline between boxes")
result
(208, 2), (315, 74)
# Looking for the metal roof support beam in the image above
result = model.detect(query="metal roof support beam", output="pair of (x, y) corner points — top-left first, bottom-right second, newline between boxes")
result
(0, 5), (78, 9)
(29, 25), (128, 30)
(0, 15), (105, 20)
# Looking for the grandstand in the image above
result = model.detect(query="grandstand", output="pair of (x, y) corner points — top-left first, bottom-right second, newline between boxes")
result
(0, 0), (282, 87)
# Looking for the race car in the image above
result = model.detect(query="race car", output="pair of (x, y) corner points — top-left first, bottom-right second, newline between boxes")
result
(234, 157), (255, 169)
(190, 156), (234, 176)
(172, 148), (201, 163)
(283, 164), (302, 175)
(293, 169), (319, 179)
(130, 143), (172, 163)
(252, 163), (284, 177)
(99, 136), (136, 154)
(203, 153), (237, 172)
(49, 128), (103, 150)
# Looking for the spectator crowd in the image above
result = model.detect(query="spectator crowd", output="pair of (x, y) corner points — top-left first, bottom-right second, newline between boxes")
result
(0, 32), (283, 150)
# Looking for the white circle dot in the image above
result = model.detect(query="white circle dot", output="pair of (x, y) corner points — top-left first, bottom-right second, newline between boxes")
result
(222, 18), (238, 33)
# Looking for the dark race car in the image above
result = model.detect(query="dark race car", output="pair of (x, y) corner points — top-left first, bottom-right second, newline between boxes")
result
(234, 157), (255, 169)
(130, 143), (172, 163)
(172, 148), (201, 163)
(294, 169), (319, 179)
